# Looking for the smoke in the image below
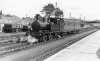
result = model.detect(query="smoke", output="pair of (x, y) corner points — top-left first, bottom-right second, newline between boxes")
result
(27, 35), (38, 43)
(19, 35), (38, 43)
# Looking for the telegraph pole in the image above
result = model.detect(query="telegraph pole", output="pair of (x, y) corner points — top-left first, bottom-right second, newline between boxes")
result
(84, 16), (85, 21)
(55, 2), (57, 8)
(70, 12), (71, 19)
(26, 14), (27, 17)
(80, 14), (81, 20)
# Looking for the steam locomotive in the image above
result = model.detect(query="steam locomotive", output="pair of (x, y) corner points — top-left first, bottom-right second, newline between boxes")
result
(21, 14), (92, 43)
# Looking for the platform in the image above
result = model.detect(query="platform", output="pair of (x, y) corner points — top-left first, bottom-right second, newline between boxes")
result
(44, 30), (100, 61)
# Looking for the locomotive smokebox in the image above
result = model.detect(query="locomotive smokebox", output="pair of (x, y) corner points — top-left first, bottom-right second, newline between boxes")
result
(31, 20), (49, 32)
(31, 14), (49, 32)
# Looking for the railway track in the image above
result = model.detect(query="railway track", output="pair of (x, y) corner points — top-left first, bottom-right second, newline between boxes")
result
(0, 28), (96, 57)
(0, 32), (25, 46)
(0, 33), (75, 56)
(0, 35), (23, 42)
(0, 33), (26, 56)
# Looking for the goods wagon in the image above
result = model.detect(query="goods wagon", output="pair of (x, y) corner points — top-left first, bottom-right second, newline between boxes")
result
(3, 24), (28, 33)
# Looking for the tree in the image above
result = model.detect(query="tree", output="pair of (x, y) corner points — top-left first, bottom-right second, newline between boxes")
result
(41, 3), (55, 18)
(55, 8), (63, 18)
(41, 3), (64, 18)
(0, 10), (2, 15)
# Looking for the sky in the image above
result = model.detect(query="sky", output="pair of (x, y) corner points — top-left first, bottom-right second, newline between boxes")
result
(0, 0), (100, 21)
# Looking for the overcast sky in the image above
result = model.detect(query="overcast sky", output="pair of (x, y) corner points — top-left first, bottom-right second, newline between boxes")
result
(0, 0), (100, 20)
